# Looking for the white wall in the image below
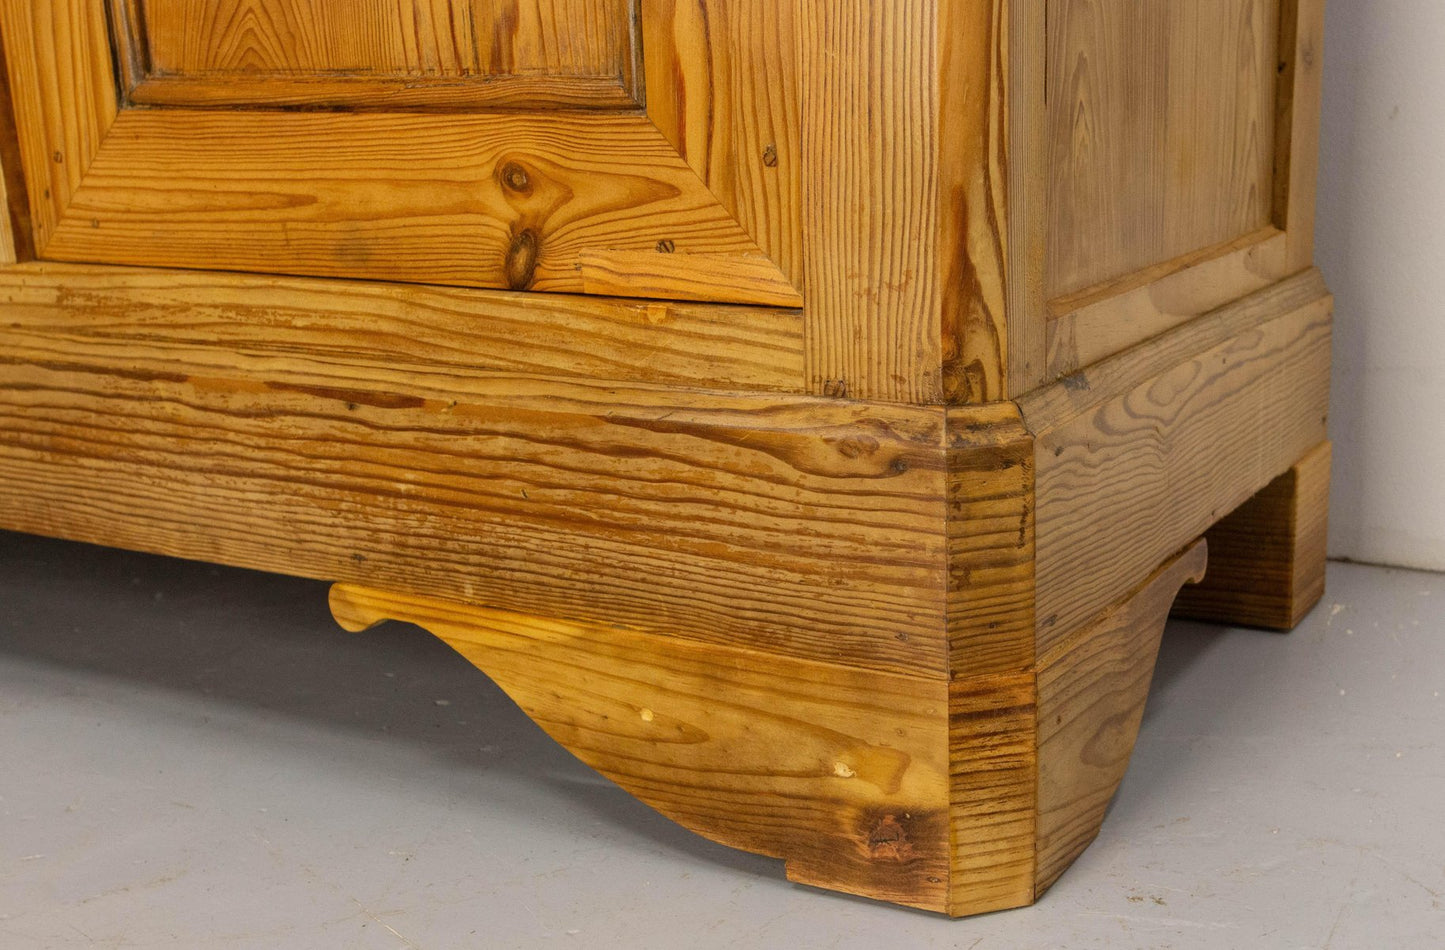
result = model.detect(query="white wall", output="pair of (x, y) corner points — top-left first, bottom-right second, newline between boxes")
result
(1316, 1), (1445, 571)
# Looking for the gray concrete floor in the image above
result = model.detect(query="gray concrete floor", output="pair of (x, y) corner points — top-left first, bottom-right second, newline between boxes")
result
(0, 530), (1441, 949)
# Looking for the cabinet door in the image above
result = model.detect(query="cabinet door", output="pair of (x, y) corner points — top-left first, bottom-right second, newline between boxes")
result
(0, 0), (801, 306)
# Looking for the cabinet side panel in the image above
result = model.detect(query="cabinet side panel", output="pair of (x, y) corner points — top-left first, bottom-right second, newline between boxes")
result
(1045, 0), (1281, 299)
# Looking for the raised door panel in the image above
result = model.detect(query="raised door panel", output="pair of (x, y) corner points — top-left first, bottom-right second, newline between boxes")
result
(1045, 0), (1281, 300)
(117, 0), (641, 108)
(1, 0), (802, 308)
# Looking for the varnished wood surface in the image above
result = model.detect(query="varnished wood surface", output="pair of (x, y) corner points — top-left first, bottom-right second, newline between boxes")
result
(799, 0), (1023, 403)
(0, 0), (1336, 917)
(1023, 270), (1331, 655)
(1004, 0), (1050, 398)
(641, 0), (803, 286)
(1174, 441), (1330, 630)
(330, 584), (954, 912)
(0, 51), (29, 263)
(800, 1), (944, 402)
(947, 669), (1038, 916)
(40, 109), (796, 305)
(0, 327), (955, 675)
(946, 405), (1036, 675)
(937, 0), (1010, 403)
(4, 0), (802, 309)
(1035, 541), (1208, 892)
(0, 262), (804, 392)
(117, 0), (641, 109)
(0, 149), (13, 263)
(0, 0), (117, 254)
(1045, 0), (1280, 299)
(1046, 228), (1289, 378)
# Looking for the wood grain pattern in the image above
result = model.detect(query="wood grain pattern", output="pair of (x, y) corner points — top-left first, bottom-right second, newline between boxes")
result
(948, 669), (1038, 916)
(938, 0), (1010, 403)
(0, 0), (117, 254)
(0, 262), (805, 392)
(0, 44), (31, 262)
(793, 0), (1025, 404)
(330, 584), (954, 911)
(38, 109), (793, 305)
(1174, 441), (1329, 630)
(1004, 0), (1049, 398)
(0, 149), (14, 263)
(946, 404), (1036, 675)
(0, 43), (22, 264)
(577, 249), (802, 308)
(641, 0), (802, 284)
(1022, 270), (1331, 655)
(800, 0), (944, 402)
(0, 331), (954, 675)
(1046, 0), (1281, 299)
(1273, 0), (1325, 273)
(1046, 228), (1289, 378)
(118, 0), (641, 110)
(6, 0), (803, 308)
(1035, 541), (1208, 892)
(0, 0), (1337, 915)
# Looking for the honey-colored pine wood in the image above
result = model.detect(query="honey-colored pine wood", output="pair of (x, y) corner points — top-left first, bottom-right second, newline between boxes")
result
(1022, 270), (1331, 655)
(0, 262), (804, 392)
(1046, 228), (1289, 378)
(937, 0), (1011, 403)
(1035, 541), (1208, 892)
(0, 47), (31, 262)
(38, 108), (798, 305)
(0, 0), (1333, 918)
(641, 0), (803, 284)
(0, 344), (953, 675)
(116, 0), (642, 109)
(0, 0), (117, 254)
(0, 152), (14, 263)
(947, 669), (1039, 915)
(1004, 0), (1050, 397)
(1174, 442), (1331, 630)
(329, 584), (954, 911)
(799, 1), (943, 401)
(943, 405), (1040, 914)
(946, 405), (1036, 675)
(1045, 0), (1281, 300)
(2, 0), (800, 308)
(799, 0), (1024, 403)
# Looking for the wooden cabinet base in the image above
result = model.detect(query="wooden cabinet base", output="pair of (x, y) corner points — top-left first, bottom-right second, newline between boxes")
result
(330, 541), (1206, 915)
(1173, 442), (1332, 630)
(0, 264), (1331, 915)
(0, 0), (1334, 919)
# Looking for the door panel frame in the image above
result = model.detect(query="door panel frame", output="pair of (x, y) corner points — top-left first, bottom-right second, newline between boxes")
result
(0, 0), (802, 308)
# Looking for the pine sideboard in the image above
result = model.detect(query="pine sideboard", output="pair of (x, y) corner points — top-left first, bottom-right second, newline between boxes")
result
(0, 0), (1331, 916)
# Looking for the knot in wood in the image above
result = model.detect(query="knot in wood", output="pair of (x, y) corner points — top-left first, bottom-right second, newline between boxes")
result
(498, 161), (532, 196)
(505, 228), (541, 290)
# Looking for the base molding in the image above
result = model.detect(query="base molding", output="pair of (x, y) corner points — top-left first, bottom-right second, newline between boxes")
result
(329, 583), (956, 912)
(330, 539), (1210, 915)
(1035, 541), (1209, 893)
(0, 265), (1334, 915)
(1173, 442), (1331, 629)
